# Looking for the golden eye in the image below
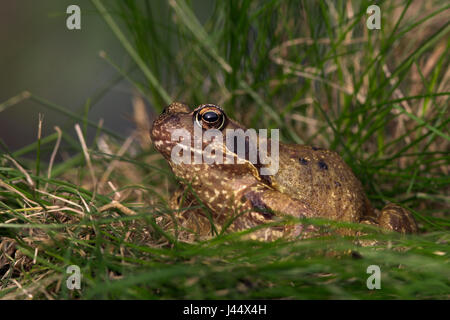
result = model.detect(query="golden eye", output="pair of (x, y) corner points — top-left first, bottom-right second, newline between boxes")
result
(194, 104), (226, 130)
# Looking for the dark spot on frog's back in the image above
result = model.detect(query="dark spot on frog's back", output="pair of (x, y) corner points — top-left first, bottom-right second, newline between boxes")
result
(312, 146), (323, 151)
(298, 157), (309, 165)
(318, 160), (328, 170)
(334, 181), (341, 187)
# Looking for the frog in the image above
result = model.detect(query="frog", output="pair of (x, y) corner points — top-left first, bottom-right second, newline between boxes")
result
(150, 102), (418, 241)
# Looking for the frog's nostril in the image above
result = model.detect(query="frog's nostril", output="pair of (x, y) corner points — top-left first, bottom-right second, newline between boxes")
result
(162, 106), (169, 114)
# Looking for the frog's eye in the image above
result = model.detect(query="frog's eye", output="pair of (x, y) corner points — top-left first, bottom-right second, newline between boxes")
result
(202, 111), (219, 123)
(194, 105), (226, 130)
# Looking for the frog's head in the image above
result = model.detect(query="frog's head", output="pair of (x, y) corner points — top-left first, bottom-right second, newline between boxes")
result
(150, 102), (244, 161)
(151, 102), (278, 181)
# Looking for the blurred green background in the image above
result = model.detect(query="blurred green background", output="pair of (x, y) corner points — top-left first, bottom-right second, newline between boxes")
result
(0, 1), (219, 152)
(1, 0), (127, 150)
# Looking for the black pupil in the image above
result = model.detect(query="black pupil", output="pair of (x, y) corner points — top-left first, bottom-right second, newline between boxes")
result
(202, 111), (219, 123)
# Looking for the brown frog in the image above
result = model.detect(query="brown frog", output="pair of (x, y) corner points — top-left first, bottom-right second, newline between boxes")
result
(150, 102), (418, 241)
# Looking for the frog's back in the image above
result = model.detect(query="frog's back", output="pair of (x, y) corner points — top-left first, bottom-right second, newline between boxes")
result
(268, 144), (373, 222)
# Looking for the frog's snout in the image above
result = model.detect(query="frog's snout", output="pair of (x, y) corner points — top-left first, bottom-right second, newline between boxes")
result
(150, 103), (189, 157)
(151, 102), (191, 137)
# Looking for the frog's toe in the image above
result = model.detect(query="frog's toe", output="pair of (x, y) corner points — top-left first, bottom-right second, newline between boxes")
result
(378, 203), (418, 234)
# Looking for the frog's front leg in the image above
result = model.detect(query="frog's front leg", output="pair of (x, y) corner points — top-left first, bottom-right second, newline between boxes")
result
(243, 188), (316, 219)
(234, 187), (320, 241)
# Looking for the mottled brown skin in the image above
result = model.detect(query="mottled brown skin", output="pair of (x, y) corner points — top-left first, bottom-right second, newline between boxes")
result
(151, 102), (418, 240)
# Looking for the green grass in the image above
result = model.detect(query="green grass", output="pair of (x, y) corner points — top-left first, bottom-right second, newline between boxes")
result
(0, 0), (449, 299)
